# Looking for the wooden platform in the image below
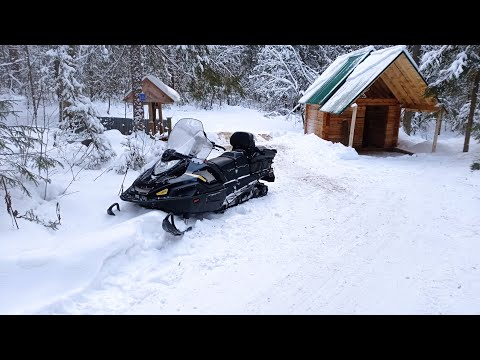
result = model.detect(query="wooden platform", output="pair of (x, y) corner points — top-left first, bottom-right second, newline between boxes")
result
(356, 147), (414, 156)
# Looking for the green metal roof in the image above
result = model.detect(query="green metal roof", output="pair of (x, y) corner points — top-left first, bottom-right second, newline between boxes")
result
(320, 46), (408, 114)
(306, 53), (371, 105)
(299, 46), (374, 106)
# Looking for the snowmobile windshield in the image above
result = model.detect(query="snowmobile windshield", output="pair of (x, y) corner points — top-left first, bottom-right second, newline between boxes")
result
(167, 118), (213, 160)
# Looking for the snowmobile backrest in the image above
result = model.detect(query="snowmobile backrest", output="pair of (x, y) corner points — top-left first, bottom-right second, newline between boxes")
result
(230, 132), (255, 154)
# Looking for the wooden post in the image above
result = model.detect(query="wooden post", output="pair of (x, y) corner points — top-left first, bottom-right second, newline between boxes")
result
(304, 105), (309, 134)
(348, 103), (358, 148)
(151, 102), (156, 135)
(147, 102), (153, 135)
(432, 107), (443, 153)
(166, 117), (172, 136)
(157, 103), (164, 134)
(438, 113), (442, 135)
(463, 70), (480, 152)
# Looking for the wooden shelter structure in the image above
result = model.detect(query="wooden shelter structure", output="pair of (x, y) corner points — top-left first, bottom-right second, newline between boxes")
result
(123, 75), (181, 135)
(299, 46), (443, 152)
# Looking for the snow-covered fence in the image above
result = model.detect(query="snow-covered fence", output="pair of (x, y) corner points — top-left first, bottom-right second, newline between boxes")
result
(99, 117), (166, 135)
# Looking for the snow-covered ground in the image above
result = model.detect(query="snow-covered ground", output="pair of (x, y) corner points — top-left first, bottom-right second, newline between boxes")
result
(1, 101), (480, 314)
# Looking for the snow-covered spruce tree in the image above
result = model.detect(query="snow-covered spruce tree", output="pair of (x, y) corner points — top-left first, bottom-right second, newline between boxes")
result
(402, 45), (422, 135)
(248, 45), (365, 116)
(0, 98), (62, 225)
(1, 99), (38, 194)
(0, 46), (23, 94)
(150, 46), (184, 102)
(112, 45), (147, 173)
(130, 45), (144, 133)
(396, 45), (442, 136)
(148, 45), (246, 108)
(43, 45), (115, 169)
(420, 45), (480, 152)
(168, 45), (216, 107)
(187, 45), (247, 108)
(250, 45), (318, 116)
(81, 45), (130, 105)
(295, 45), (364, 74)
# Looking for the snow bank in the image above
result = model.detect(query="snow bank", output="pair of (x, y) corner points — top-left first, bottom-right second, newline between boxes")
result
(397, 127), (479, 155)
(164, 104), (303, 135)
(272, 133), (359, 162)
(0, 211), (165, 314)
(408, 141), (456, 154)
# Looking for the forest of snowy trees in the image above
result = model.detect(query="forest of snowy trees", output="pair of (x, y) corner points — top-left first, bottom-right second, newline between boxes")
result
(0, 44), (479, 227)
(1, 45), (478, 132)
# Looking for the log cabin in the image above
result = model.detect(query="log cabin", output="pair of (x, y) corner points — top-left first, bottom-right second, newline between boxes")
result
(299, 46), (441, 151)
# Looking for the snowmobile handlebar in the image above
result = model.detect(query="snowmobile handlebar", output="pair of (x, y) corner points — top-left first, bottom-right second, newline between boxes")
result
(161, 148), (191, 162)
(161, 143), (225, 163)
(211, 142), (226, 151)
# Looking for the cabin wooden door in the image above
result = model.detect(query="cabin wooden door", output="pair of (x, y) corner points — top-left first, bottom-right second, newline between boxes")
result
(363, 106), (388, 148)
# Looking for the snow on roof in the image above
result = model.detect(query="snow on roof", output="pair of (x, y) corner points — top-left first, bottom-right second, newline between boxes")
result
(124, 75), (181, 102)
(299, 46), (375, 104)
(144, 75), (181, 102)
(320, 45), (406, 114)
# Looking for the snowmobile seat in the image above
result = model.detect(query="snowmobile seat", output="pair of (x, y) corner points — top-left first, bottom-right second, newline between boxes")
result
(230, 132), (256, 156)
(220, 151), (250, 177)
(208, 155), (237, 181)
(209, 156), (235, 169)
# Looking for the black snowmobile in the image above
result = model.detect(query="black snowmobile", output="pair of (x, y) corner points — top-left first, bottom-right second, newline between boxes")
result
(107, 118), (277, 235)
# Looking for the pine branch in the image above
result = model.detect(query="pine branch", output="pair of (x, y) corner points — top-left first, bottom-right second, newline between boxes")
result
(2, 177), (19, 229)
(14, 202), (62, 230)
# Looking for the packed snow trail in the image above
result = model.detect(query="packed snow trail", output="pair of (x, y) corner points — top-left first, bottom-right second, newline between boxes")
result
(34, 134), (480, 314)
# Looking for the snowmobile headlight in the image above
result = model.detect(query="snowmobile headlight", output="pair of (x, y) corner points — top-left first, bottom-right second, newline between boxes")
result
(156, 188), (168, 196)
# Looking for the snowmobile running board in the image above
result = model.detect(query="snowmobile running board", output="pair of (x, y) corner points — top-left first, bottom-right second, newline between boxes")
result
(162, 213), (192, 236)
(107, 202), (120, 216)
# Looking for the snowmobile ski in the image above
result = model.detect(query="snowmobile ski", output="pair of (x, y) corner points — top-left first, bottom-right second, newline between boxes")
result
(162, 213), (192, 236)
(107, 202), (120, 216)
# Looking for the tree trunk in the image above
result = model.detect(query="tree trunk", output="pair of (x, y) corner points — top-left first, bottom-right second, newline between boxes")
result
(58, 101), (63, 124)
(8, 46), (20, 72)
(53, 51), (62, 123)
(130, 45), (144, 133)
(63, 46), (76, 113)
(463, 69), (480, 152)
(402, 111), (413, 135)
(402, 45), (421, 135)
(8, 46), (20, 92)
(24, 46), (38, 123)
